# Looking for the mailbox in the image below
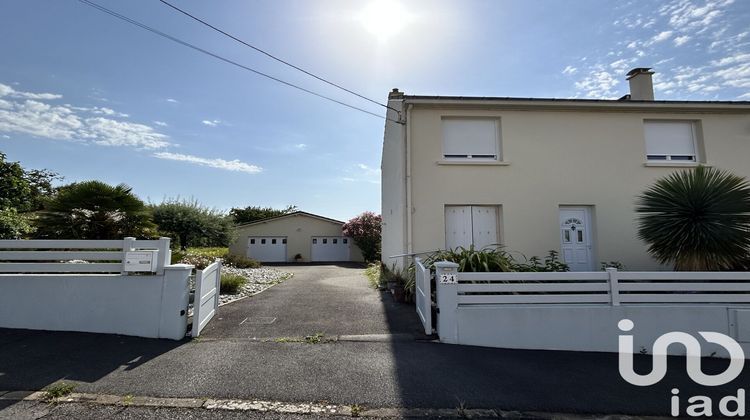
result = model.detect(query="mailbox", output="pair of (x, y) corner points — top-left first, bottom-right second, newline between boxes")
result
(123, 250), (159, 273)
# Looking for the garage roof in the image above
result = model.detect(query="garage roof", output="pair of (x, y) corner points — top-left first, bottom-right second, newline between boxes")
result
(235, 211), (345, 228)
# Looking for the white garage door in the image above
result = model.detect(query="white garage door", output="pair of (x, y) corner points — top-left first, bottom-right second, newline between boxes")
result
(311, 236), (351, 262)
(247, 237), (287, 262)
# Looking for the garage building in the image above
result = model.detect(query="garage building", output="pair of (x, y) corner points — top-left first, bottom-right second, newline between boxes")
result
(228, 211), (364, 263)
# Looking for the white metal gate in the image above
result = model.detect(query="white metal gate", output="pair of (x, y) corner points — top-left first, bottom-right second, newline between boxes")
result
(192, 261), (221, 337)
(414, 257), (432, 335)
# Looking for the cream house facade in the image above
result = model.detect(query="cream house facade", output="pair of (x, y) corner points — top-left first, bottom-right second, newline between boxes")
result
(381, 68), (750, 271)
(229, 211), (364, 263)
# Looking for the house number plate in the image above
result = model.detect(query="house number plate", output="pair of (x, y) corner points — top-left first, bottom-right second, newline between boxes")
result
(439, 273), (457, 284)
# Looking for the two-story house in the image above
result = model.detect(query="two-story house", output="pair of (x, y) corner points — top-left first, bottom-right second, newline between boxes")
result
(381, 68), (750, 271)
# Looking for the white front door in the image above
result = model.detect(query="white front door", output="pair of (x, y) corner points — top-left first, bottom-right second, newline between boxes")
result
(445, 205), (499, 250)
(247, 237), (287, 262)
(311, 236), (351, 262)
(559, 207), (594, 271)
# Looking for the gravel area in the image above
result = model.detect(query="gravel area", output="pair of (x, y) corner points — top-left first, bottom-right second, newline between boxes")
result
(188, 266), (292, 316)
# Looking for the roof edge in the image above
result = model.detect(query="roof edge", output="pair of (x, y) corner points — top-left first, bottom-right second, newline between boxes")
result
(235, 211), (346, 228)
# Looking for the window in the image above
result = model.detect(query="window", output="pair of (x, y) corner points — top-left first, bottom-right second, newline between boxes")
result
(323, 238), (328, 244)
(313, 238), (317, 244)
(644, 120), (698, 162)
(343, 238), (348, 244)
(272, 239), (277, 244)
(250, 238), (255, 244)
(333, 238), (338, 244)
(261, 239), (266, 244)
(282, 238), (287, 244)
(442, 118), (500, 161)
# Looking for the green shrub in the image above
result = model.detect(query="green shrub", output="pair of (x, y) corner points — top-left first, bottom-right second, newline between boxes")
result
(364, 263), (385, 289)
(424, 245), (514, 272)
(220, 273), (247, 294)
(223, 253), (261, 269)
(174, 247), (230, 269)
(512, 250), (569, 272)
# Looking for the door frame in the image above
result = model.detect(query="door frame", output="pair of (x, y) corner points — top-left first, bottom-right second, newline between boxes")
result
(558, 205), (596, 271)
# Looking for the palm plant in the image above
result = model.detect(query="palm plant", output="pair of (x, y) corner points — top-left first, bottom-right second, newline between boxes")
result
(635, 166), (750, 271)
(35, 181), (155, 239)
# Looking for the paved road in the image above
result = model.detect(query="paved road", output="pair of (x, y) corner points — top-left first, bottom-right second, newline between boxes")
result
(2, 264), (749, 418)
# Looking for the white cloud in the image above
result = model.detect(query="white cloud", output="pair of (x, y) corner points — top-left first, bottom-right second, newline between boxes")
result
(166, 98), (179, 103)
(294, 143), (307, 150)
(152, 152), (262, 174)
(673, 35), (691, 46)
(0, 83), (61, 100)
(202, 119), (221, 127)
(626, 41), (638, 49)
(0, 83), (168, 150)
(153, 120), (168, 127)
(646, 30), (673, 46)
(738, 92), (750, 100)
(574, 67), (621, 98)
(562, 66), (577, 76)
(1, 134), (9, 139)
(712, 53), (750, 67)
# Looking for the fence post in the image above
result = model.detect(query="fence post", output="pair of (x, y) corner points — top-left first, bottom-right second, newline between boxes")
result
(121, 237), (136, 275)
(158, 264), (192, 340)
(434, 261), (460, 344)
(606, 267), (620, 306)
(156, 237), (171, 275)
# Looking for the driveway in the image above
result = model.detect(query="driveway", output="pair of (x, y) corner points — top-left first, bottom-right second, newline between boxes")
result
(199, 264), (424, 339)
(2, 264), (750, 418)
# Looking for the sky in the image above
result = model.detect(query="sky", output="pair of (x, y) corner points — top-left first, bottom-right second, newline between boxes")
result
(0, 0), (748, 221)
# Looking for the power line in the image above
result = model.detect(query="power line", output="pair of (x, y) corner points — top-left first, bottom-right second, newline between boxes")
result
(75, 0), (401, 124)
(157, 0), (400, 115)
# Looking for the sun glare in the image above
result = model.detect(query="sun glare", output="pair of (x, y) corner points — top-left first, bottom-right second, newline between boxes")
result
(359, 1), (411, 41)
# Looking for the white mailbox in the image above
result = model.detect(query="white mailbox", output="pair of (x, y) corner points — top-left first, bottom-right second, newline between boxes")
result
(123, 250), (159, 273)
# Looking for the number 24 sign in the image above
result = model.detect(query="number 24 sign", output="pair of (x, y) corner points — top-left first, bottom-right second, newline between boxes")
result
(439, 273), (457, 284)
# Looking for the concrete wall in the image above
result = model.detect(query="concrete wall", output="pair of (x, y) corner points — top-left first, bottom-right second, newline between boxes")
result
(0, 265), (192, 340)
(229, 214), (364, 262)
(381, 97), (407, 269)
(389, 102), (750, 270)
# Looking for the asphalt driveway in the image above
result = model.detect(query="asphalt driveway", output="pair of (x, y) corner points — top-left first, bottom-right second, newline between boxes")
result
(199, 264), (424, 339)
(3, 264), (750, 418)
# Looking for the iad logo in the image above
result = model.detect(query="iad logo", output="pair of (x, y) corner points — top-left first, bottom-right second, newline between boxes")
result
(617, 319), (746, 417)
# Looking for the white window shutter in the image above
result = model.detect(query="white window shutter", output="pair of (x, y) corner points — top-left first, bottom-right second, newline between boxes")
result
(442, 119), (499, 159)
(644, 121), (696, 158)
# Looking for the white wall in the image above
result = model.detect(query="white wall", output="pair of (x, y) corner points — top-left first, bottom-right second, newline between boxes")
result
(0, 265), (191, 340)
(380, 96), (407, 269)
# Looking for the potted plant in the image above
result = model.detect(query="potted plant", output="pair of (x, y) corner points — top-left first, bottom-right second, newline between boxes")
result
(294, 253), (303, 263)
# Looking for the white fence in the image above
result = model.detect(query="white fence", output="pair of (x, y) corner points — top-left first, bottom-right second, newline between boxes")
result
(192, 261), (221, 337)
(0, 238), (193, 340)
(414, 258), (432, 335)
(432, 261), (750, 357)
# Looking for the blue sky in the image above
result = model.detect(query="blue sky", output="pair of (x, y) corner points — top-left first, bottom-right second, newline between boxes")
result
(1, 0), (748, 221)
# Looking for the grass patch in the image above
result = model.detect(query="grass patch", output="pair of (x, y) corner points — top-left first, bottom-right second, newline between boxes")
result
(220, 273), (247, 295)
(364, 263), (385, 289)
(272, 333), (329, 344)
(350, 403), (362, 417)
(43, 382), (76, 401)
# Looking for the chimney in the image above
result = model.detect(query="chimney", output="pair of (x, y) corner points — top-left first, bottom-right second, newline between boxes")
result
(626, 68), (655, 101)
(388, 88), (404, 100)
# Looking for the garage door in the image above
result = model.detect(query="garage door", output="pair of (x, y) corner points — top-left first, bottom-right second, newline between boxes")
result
(311, 236), (351, 262)
(247, 237), (287, 262)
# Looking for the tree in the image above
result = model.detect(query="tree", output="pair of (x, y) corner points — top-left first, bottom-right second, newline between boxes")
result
(343, 212), (382, 262)
(0, 208), (34, 239)
(151, 199), (233, 249)
(229, 205), (297, 225)
(35, 181), (155, 239)
(635, 166), (750, 271)
(0, 152), (60, 212)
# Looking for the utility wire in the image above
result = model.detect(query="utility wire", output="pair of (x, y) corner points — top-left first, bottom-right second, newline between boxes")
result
(76, 0), (401, 123)
(158, 0), (400, 115)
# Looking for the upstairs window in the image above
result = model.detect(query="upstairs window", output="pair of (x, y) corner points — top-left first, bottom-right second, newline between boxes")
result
(442, 118), (500, 161)
(644, 120), (698, 162)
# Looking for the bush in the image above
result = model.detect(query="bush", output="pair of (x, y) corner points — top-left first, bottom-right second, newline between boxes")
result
(343, 212), (382, 262)
(365, 263), (388, 289)
(223, 253), (261, 269)
(174, 247), (228, 269)
(0, 208), (35, 239)
(151, 199), (234, 250)
(220, 273), (247, 294)
(511, 250), (569, 272)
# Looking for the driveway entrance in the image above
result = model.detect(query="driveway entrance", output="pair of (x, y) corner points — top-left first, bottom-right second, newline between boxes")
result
(198, 264), (424, 339)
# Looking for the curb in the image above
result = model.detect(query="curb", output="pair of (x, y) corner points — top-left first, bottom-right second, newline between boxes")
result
(0, 390), (672, 419)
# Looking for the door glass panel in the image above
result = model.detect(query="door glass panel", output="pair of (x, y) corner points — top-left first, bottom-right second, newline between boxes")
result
(563, 230), (571, 243)
(250, 239), (255, 244)
(261, 239), (266, 244)
(313, 238), (317, 244)
(272, 239), (277, 244)
(577, 230), (584, 243)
